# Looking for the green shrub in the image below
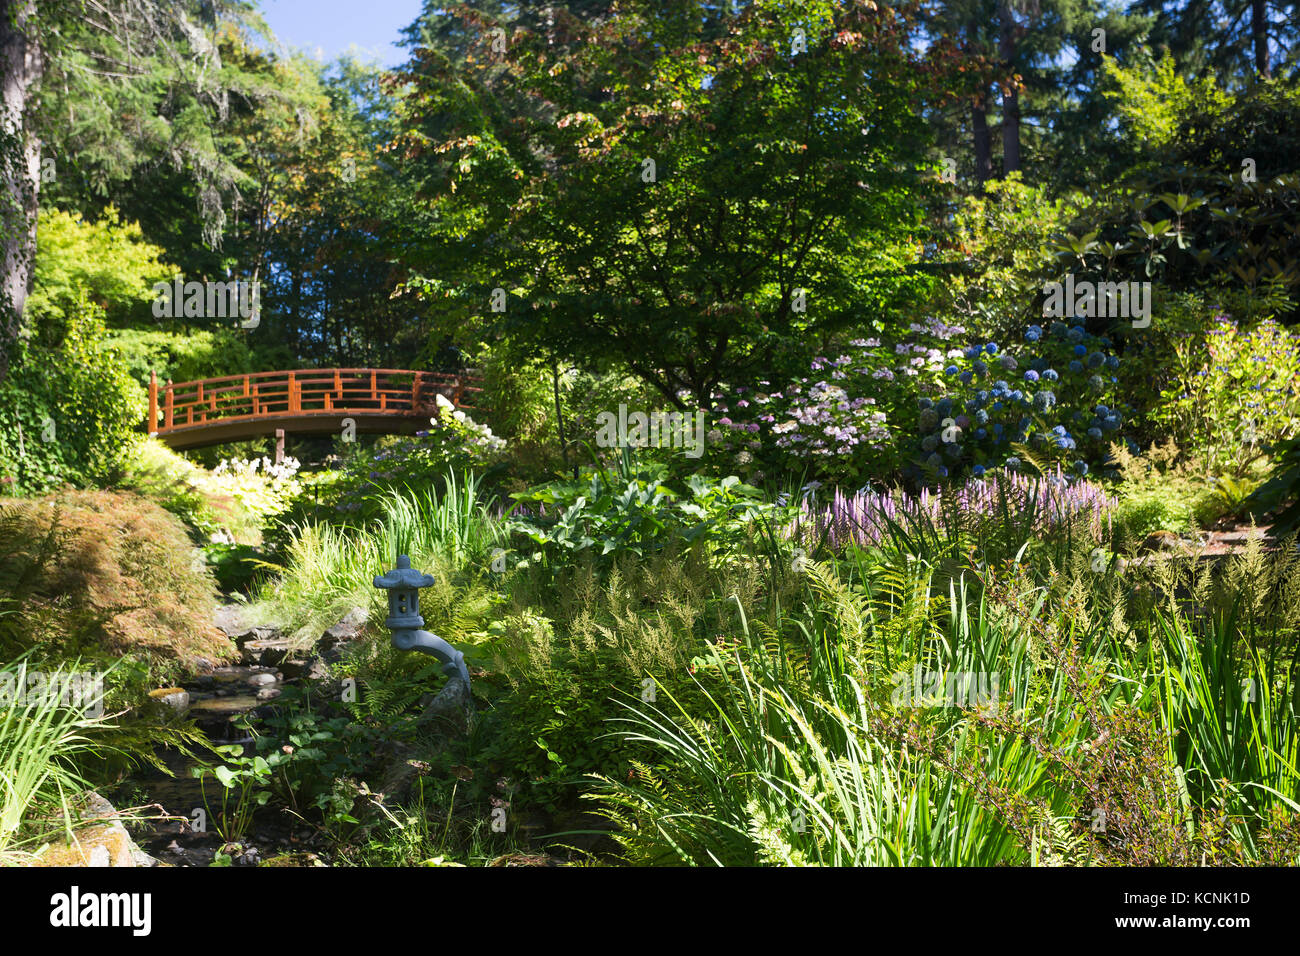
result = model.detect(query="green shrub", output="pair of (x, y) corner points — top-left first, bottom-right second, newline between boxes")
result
(1107, 440), (1224, 539)
(1152, 315), (1300, 477)
(302, 406), (507, 524)
(0, 301), (146, 494)
(1114, 491), (1195, 540)
(508, 460), (770, 566)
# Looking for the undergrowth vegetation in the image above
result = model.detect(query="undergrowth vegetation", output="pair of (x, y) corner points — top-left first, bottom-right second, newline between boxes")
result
(218, 469), (1300, 867)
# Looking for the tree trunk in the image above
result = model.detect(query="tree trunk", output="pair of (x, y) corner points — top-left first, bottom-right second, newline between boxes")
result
(998, 2), (1020, 176)
(1251, 0), (1270, 77)
(972, 90), (993, 186)
(0, 0), (41, 384)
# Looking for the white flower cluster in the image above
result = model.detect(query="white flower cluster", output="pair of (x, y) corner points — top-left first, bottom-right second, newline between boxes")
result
(213, 455), (302, 483)
(434, 394), (507, 453)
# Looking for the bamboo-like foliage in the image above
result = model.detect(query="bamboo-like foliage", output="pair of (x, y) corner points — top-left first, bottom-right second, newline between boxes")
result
(0, 660), (108, 864)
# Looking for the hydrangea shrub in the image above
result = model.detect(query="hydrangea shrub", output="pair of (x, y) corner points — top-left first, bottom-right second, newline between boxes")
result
(708, 318), (967, 483)
(917, 321), (1135, 480)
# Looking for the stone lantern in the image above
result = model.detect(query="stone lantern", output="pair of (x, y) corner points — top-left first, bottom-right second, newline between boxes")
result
(373, 555), (470, 689)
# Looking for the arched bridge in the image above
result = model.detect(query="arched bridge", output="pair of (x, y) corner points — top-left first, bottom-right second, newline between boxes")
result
(147, 368), (484, 450)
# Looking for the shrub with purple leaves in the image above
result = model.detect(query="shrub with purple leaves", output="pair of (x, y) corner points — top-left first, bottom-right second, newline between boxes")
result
(916, 321), (1136, 480)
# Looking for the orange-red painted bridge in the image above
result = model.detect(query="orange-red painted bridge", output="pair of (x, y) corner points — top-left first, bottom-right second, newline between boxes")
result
(147, 368), (483, 449)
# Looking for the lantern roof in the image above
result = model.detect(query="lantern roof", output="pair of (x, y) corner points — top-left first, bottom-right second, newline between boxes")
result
(373, 554), (436, 590)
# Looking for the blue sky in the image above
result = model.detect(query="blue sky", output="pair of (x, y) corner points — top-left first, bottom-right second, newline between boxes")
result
(256, 0), (427, 67)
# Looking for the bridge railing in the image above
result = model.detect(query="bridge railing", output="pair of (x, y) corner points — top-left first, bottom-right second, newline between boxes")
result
(148, 368), (482, 435)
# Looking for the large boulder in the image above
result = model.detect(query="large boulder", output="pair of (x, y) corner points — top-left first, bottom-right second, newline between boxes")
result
(319, 606), (370, 662)
(31, 792), (158, 867)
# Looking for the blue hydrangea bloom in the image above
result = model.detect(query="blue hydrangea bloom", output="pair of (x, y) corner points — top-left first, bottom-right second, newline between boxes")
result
(945, 364), (960, 376)
(1069, 360), (1083, 373)
(1087, 352), (1105, 368)
(1043, 369), (1059, 381)
(1067, 327), (1084, 342)
(985, 342), (999, 355)
(1024, 369), (1040, 382)
(1074, 344), (1087, 357)
(972, 464), (986, 477)
(1087, 427), (1103, 440)
(1105, 355), (1120, 369)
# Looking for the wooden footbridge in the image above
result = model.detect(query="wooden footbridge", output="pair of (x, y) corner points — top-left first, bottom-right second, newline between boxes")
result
(147, 369), (484, 450)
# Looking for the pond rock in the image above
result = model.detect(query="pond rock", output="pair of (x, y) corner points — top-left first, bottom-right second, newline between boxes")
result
(148, 687), (190, 714)
(321, 607), (369, 656)
(242, 637), (291, 666)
